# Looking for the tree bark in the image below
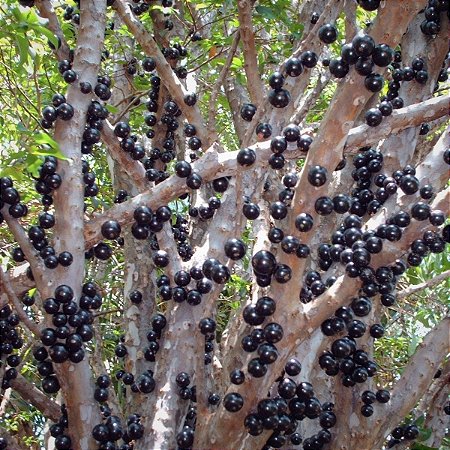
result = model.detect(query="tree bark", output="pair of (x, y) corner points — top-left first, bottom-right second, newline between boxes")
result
(49, 2), (107, 448)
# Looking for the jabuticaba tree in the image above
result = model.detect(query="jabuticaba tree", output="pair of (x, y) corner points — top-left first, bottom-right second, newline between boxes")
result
(0, 0), (449, 448)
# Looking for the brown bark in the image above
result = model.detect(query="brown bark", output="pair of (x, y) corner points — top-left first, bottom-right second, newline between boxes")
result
(345, 95), (450, 152)
(0, 426), (26, 450)
(2, 209), (48, 296)
(48, 2), (107, 449)
(100, 121), (147, 193)
(237, 0), (265, 104)
(381, 12), (449, 174)
(421, 361), (450, 448)
(10, 375), (61, 423)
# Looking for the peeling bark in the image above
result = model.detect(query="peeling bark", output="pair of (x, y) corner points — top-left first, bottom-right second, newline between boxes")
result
(48, 2), (107, 448)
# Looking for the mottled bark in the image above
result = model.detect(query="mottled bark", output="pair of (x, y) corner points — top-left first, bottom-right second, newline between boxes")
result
(49, 2), (107, 449)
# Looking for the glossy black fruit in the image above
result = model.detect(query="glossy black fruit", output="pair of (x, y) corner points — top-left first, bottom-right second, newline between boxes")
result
(318, 24), (338, 44)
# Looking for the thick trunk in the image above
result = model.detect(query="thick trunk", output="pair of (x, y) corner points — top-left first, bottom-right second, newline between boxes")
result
(49, 2), (107, 448)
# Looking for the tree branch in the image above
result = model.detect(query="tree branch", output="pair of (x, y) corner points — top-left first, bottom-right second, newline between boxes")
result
(344, 0), (357, 41)
(380, 12), (449, 173)
(370, 317), (450, 447)
(345, 95), (450, 151)
(0, 268), (42, 337)
(101, 120), (148, 193)
(2, 209), (47, 294)
(367, 124), (450, 232)
(34, 0), (70, 61)
(268, 0), (343, 137)
(10, 374), (61, 423)
(237, 0), (264, 104)
(7, 264), (35, 300)
(421, 360), (450, 448)
(113, 0), (214, 147)
(84, 92), (448, 250)
(207, 31), (240, 139)
(398, 269), (450, 300)
(242, 0), (342, 145)
(289, 70), (331, 125)
(223, 76), (250, 145)
(49, 1), (108, 449)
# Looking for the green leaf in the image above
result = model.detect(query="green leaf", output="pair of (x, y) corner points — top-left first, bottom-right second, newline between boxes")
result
(255, 5), (277, 20)
(23, 8), (40, 25)
(15, 34), (29, 67)
(415, 415), (426, 427)
(11, 6), (23, 23)
(418, 427), (433, 442)
(17, 122), (30, 133)
(411, 444), (438, 450)
(25, 153), (43, 177)
(29, 132), (69, 160)
(407, 334), (419, 356)
(30, 23), (59, 48)
(33, 132), (59, 149)
(29, 145), (67, 160)
(105, 104), (119, 114)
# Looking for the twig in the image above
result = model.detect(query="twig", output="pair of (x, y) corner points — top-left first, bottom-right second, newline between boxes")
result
(187, 43), (231, 73)
(398, 269), (450, 300)
(207, 31), (241, 145)
(0, 268), (42, 337)
(112, 90), (147, 124)
(290, 70), (331, 125)
(93, 308), (123, 318)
